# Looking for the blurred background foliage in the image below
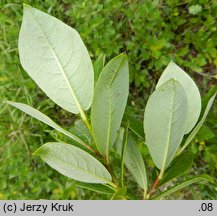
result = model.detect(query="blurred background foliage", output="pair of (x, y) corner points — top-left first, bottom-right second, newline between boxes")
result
(0, 0), (216, 199)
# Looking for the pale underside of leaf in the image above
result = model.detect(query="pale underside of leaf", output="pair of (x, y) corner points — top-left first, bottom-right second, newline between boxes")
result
(125, 135), (147, 190)
(34, 142), (112, 184)
(115, 129), (147, 190)
(91, 54), (129, 155)
(156, 61), (201, 134)
(94, 53), (106, 83)
(144, 79), (188, 172)
(178, 93), (216, 155)
(7, 101), (88, 148)
(19, 5), (93, 114)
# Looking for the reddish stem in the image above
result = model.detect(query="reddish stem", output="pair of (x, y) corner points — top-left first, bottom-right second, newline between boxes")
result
(148, 176), (160, 196)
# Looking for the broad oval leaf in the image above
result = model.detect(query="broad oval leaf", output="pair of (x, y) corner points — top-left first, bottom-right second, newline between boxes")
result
(7, 101), (91, 150)
(19, 5), (94, 114)
(144, 79), (188, 172)
(33, 142), (112, 184)
(91, 53), (129, 155)
(116, 129), (147, 191)
(156, 61), (201, 134)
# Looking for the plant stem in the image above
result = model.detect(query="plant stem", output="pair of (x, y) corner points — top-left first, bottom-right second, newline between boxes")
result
(176, 144), (186, 157)
(82, 142), (98, 155)
(105, 152), (110, 165)
(105, 161), (118, 185)
(149, 176), (160, 195)
(80, 109), (92, 134)
(145, 173), (161, 199)
(108, 181), (118, 189)
(143, 189), (147, 200)
(79, 109), (101, 154)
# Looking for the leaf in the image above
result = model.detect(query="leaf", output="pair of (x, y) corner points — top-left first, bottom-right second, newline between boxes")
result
(123, 111), (145, 139)
(33, 142), (112, 184)
(94, 53), (106, 83)
(159, 152), (194, 187)
(91, 53), (129, 156)
(7, 101), (88, 148)
(111, 186), (127, 200)
(144, 79), (188, 174)
(116, 129), (147, 191)
(152, 174), (214, 200)
(75, 181), (115, 194)
(120, 124), (129, 187)
(70, 119), (92, 144)
(194, 125), (215, 142)
(178, 92), (216, 155)
(19, 5), (93, 114)
(156, 61), (201, 134)
(128, 120), (145, 140)
(201, 85), (217, 115)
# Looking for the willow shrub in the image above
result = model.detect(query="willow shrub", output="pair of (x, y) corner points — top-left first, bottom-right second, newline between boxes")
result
(8, 5), (216, 199)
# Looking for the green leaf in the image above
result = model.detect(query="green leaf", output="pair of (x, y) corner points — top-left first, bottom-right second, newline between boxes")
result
(116, 129), (147, 191)
(156, 61), (201, 134)
(201, 85), (217, 115)
(152, 174), (214, 200)
(111, 186), (127, 200)
(178, 92), (216, 155)
(75, 181), (115, 194)
(195, 125), (215, 142)
(120, 124), (129, 187)
(7, 101), (88, 149)
(70, 119), (92, 144)
(188, 4), (202, 15)
(33, 142), (112, 184)
(94, 53), (106, 83)
(123, 111), (145, 139)
(128, 120), (145, 140)
(91, 53), (129, 156)
(19, 5), (93, 115)
(159, 152), (194, 187)
(144, 79), (188, 174)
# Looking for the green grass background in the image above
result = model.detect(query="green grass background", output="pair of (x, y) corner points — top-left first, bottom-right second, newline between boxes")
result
(0, 0), (217, 199)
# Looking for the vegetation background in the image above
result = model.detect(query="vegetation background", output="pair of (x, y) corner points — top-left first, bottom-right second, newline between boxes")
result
(0, 0), (216, 199)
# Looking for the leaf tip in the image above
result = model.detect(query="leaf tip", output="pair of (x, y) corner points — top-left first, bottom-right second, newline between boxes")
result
(32, 149), (40, 156)
(119, 52), (128, 60)
(3, 100), (10, 105)
(32, 145), (45, 156)
(23, 3), (31, 10)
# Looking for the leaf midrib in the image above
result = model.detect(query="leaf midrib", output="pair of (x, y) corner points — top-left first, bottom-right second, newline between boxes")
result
(160, 86), (176, 173)
(127, 150), (146, 190)
(39, 151), (111, 183)
(105, 58), (125, 156)
(28, 8), (83, 114)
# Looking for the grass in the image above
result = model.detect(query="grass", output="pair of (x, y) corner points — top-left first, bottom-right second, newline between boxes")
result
(0, 0), (216, 199)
